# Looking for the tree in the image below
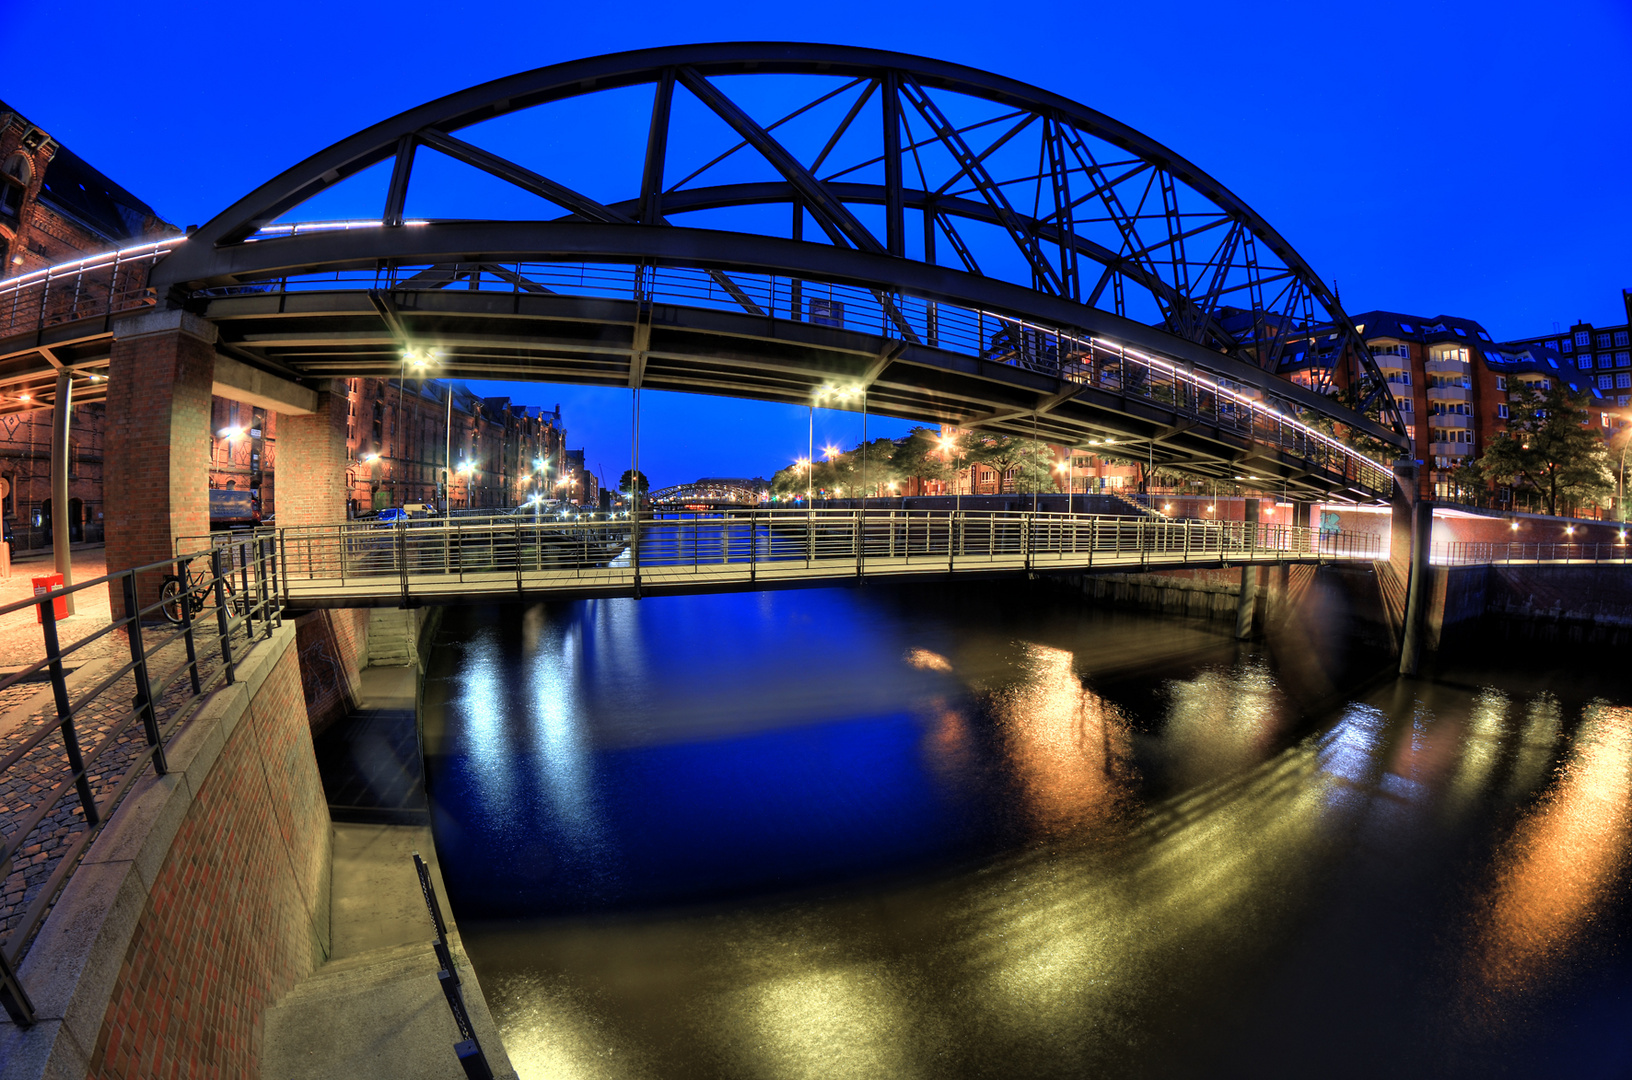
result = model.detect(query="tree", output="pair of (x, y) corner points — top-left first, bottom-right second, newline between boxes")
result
(890, 427), (953, 490)
(619, 469), (649, 496)
(966, 433), (1054, 493)
(1476, 382), (1612, 517)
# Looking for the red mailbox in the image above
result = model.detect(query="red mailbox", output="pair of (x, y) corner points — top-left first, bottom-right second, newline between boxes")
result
(33, 574), (67, 623)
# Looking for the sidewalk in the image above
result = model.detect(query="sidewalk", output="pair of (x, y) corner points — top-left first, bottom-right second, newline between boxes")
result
(0, 547), (116, 671)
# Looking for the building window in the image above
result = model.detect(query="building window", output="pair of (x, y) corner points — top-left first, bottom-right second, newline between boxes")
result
(1580, 356), (1594, 369)
(1615, 331), (1629, 347)
(1575, 330), (1591, 346)
(1619, 373), (1631, 389)
(1497, 404), (1509, 419)
(1562, 338), (1573, 352)
(1599, 375), (1613, 390)
(1618, 352), (1631, 367)
(1597, 333), (1612, 349)
(1495, 376), (1506, 390)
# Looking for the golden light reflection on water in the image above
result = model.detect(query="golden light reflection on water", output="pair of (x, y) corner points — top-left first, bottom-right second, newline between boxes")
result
(1162, 659), (1287, 788)
(1471, 703), (1632, 997)
(452, 597), (1621, 1079)
(987, 643), (1134, 834)
(728, 966), (923, 1080)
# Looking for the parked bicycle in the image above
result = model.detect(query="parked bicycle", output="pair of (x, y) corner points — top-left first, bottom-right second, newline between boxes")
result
(159, 554), (239, 625)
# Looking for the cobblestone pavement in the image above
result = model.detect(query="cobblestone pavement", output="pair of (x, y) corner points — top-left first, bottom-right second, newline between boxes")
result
(0, 548), (120, 671)
(0, 546), (279, 955)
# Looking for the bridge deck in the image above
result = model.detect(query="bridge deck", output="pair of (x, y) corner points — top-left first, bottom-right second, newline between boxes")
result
(268, 510), (1386, 608)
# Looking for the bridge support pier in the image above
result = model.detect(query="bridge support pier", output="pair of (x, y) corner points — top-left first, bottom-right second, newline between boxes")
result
(1235, 564), (1259, 640)
(1394, 462), (1432, 676)
(105, 310), (217, 617)
(276, 383), (351, 530)
(1234, 497), (1261, 639)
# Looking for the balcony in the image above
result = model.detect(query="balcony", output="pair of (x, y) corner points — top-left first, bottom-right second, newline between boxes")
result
(1426, 384), (1472, 402)
(1430, 413), (1472, 429)
(1429, 441), (1473, 458)
(1425, 357), (1470, 375)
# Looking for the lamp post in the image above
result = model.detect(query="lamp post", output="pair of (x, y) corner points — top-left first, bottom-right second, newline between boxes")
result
(937, 432), (963, 515)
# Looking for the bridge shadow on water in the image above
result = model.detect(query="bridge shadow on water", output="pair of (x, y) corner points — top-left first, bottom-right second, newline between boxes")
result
(419, 579), (1631, 1080)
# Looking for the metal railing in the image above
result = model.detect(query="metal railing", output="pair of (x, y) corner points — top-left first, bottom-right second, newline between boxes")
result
(0, 235), (1395, 497)
(1433, 541), (1632, 565)
(0, 240), (175, 339)
(412, 852), (494, 1080)
(272, 509), (1385, 606)
(194, 252), (1396, 498)
(0, 534), (282, 1025)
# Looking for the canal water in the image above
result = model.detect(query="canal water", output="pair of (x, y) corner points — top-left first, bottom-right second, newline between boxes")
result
(421, 580), (1631, 1079)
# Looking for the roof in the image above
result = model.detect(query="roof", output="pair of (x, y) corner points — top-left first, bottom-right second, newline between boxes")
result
(1348, 310), (1496, 344)
(36, 144), (169, 244)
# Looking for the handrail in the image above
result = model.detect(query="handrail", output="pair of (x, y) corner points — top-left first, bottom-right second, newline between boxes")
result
(0, 534), (282, 1025)
(412, 853), (494, 1080)
(271, 508), (1384, 607)
(1432, 540), (1632, 566)
(189, 256), (1394, 497)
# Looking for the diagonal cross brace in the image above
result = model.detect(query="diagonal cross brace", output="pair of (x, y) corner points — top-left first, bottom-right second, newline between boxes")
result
(899, 77), (1063, 297)
(677, 66), (884, 256)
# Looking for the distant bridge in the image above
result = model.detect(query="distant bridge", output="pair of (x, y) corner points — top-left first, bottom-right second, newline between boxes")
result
(648, 479), (765, 507)
(271, 508), (1384, 608)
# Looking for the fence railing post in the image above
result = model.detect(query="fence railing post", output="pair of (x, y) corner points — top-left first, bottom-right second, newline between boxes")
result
(211, 548), (235, 684)
(41, 592), (105, 818)
(119, 574), (168, 774)
(174, 556), (202, 695)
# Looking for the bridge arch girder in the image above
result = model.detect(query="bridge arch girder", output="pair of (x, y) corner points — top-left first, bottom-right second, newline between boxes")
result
(153, 43), (1404, 437)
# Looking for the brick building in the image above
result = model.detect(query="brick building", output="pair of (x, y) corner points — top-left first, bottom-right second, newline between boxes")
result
(1501, 290), (1632, 413)
(0, 101), (182, 549)
(334, 379), (566, 517)
(1277, 310), (1600, 502)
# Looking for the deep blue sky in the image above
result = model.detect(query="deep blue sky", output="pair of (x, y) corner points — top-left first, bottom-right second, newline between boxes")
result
(9, 0), (1628, 488)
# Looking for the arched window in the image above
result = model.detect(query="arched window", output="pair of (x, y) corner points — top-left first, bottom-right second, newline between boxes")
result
(2, 153), (31, 185)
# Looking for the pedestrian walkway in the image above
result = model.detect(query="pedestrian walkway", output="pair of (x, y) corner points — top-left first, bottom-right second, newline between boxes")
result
(313, 666), (429, 825)
(0, 547), (115, 670)
(264, 662), (515, 1080)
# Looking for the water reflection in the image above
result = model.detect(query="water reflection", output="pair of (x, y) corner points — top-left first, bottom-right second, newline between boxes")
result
(423, 584), (1632, 1079)
(987, 643), (1133, 834)
(1472, 703), (1632, 998)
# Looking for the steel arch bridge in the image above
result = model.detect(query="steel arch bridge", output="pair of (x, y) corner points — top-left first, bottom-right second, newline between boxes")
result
(144, 43), (1404, 501)
(649, 479), (765, 506)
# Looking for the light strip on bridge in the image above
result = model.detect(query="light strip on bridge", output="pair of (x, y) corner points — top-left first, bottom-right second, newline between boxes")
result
(982, 308), (1394, 479)
(0, 221), (1394, 486)
(0, 237), (183, 292)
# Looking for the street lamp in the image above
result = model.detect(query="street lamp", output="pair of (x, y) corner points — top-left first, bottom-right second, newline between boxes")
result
(937, 432), (963, 515)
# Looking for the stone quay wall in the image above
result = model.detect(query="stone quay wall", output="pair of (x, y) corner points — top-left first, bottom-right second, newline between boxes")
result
(0, 623), (332, 1080)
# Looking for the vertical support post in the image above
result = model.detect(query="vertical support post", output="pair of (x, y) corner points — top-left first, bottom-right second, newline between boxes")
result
(1399, 499), (1434, 677)
(118, 574), (167, 773)
(40, 597), (101, 822)
(631, 388), (642, 598)
(174, 557), (202, 695)
(50, 370), (75, 616)
(211, 548), (235, 684)
(1235, 564), (1258, 641)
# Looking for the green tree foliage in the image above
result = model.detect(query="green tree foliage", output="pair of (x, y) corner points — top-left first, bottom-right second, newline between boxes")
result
(891, 427), (954, 488)
(618, 469), (649, 495)
(966, 433), (1055, 493)
(1476, 382), (1611, 517)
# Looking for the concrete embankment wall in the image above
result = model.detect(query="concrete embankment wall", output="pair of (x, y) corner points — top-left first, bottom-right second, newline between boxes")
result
(1, 624), (331, 1080)
(1428, 564), (1632, 651)
(1045, 559), (1631, 659)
